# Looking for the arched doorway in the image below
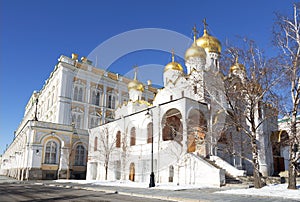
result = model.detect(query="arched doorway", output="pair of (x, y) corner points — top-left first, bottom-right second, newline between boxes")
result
(187, 109), (207, 154)
(271, 130), (289, 174)
(162, 109), (183, 143)
(129, 162), (135, 181)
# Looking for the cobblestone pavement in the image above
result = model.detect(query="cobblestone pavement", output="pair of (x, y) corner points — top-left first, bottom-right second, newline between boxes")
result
(0, 176), (299, 202)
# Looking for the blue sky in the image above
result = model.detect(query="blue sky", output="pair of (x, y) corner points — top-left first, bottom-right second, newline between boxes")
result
(0, 0), (295, 154)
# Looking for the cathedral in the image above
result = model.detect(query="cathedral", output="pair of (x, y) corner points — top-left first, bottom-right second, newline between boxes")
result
(86, 25), (276, 187)
(1, 22), (280, 186)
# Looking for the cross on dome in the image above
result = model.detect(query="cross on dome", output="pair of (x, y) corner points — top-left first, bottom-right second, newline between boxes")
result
(133, 65), (138, 80)
(192, 25), (198, 43)
(202, 18), (208, 31)
(171, 49), (175, 62)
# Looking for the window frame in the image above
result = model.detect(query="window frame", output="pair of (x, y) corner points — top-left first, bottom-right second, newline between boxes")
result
(44, 140), (59, 164)
(74, 144), (86, 166)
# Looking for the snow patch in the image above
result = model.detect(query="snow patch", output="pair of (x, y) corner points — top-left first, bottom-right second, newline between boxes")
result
(55, 179), (214, 190)
(216, 184), (300, 200)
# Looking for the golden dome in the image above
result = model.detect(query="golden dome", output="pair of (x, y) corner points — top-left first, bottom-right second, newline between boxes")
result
(185, 26), (206, 60)
(164, 62), (184, 72)
(196, 29), (221, 54)
(185, 43), (206, 60)
(230, 57), (246, 73)
(164, 50), (184, 72)
(128, 70), (144, 92)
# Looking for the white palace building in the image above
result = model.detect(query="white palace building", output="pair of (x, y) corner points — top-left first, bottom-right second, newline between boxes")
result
(0, 52), (156, 180)
(1, 24), (287, 186)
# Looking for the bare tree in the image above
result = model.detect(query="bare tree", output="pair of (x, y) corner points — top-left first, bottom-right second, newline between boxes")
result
(273, 3), (300, 189)
(99, 127), (117, 180)
(220, 39), (279, 188)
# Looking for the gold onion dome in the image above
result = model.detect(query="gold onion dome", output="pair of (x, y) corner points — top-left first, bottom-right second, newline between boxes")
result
(164, 50), (184, 72)
(196, 19), (221, 54)
(230, 57), (246, 73)
(185, 26), (206, 60)
(128, 68), (144, 92)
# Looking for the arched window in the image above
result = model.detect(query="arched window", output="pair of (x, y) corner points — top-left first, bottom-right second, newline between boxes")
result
(130, 127), (136, 146)
(74, 86), (79, 101)
(75, 145), (86, 166)
(116, 131), (121, 148)
(107, 95), (116, 109)
(94, 137), (98, 151)
(162, 109), (183, 142)
(147, 123), (153, 144)
(91, 91), (96, 105)
(45, 141), (58, 164)
(91, 90), (101, 106)
(95, 92), (100, 106)
(187, 109), (207, 154)
(78, 88), (83, 102)
(112, 96), (116, 109)
(163, 116), (182, 141)
(129, 162), (135, 181)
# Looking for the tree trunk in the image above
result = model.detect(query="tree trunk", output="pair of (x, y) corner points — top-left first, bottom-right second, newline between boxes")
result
(288, 112), (297, 189)
(251, 136), (264, 188)
(287, 151), (297, 189)
(105, 164), (108, 180)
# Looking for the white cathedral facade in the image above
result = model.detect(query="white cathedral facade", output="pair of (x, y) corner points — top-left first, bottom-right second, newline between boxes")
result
(86, 26), (276, 187)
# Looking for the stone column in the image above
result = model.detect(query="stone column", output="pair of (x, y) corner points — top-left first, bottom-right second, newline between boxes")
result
(83, 82), (91, 129)
(258, 130), (272, 177)
(102, 85), (107, 124)
(182, 108), (188, 154)
(56, 68), (73, 125)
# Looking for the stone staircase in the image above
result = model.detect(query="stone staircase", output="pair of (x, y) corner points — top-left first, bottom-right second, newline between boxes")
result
(202, 157), (247, 185)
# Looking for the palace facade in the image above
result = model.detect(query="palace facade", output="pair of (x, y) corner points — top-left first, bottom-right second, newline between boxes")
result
(0, 54), (156, 180)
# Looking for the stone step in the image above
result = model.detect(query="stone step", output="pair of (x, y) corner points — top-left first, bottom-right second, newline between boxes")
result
(202, 157), (243, 184)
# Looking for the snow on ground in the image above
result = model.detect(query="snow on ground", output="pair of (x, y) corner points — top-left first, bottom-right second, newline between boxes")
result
(55, 179), (214, 190)
(55, 179), (300, 199)
(93, 180), (214, 190)
(216, 184), (300, 200)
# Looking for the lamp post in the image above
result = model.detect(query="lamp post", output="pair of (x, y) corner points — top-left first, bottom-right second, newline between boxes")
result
(146, 109), (155, 188)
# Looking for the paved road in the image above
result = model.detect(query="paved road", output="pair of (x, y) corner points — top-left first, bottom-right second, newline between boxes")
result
(0, 176), (298, 202)
(0, 183), (169, 202)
